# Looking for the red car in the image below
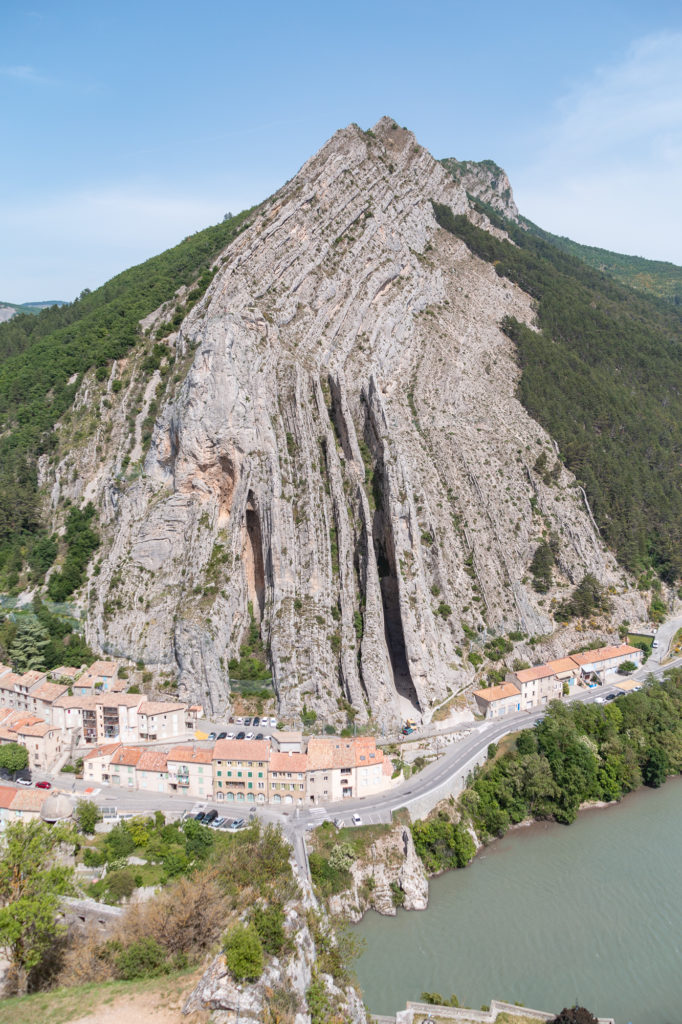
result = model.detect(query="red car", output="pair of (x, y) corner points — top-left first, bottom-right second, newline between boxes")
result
(35, 781), (51, 789)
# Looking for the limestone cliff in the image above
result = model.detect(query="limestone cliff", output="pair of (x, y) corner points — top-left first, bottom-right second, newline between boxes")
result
(42, 117), (643, 726)
(440, 157), (519, 219)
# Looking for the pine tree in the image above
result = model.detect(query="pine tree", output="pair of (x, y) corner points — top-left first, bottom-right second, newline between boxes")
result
(9, 617), (50, 673)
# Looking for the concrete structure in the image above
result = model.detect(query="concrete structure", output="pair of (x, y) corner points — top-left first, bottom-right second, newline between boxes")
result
(213, 739), (269, 804)
(270, 730), (303, 752)
(473, 682), (522, 719)
(40, 791), (74, 823)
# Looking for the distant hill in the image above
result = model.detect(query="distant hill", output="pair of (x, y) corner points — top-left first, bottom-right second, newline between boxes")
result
(0, 299), (67, 323)
(518, 219), (682, 305)
(440, 157), (682, 305)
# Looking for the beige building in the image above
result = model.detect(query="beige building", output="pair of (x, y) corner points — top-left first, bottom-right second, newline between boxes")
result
(507, 665), (562, 709)
(167, 746), (213, 799)
(137, 701), (186, 741)
(305, 737), (391, 803)
(136, 750), (169, 793)
(213, 739), (269, 804)
(0, 707), (64, 772)
(109, 746), (143, 787)
(0, 785), (50, 829)
(570, 643), (643, 679)
(83, 742), (123, 785)
(269, 751), (307, 804)
(473, 681), (522, 720)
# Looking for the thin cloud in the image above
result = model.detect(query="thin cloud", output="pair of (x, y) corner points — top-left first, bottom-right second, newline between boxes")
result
(514, 31), (682, 263)
(0, 64), (52, 84)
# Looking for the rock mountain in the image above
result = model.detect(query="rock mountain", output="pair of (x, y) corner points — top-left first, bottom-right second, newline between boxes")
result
(42, 117), (643, 728)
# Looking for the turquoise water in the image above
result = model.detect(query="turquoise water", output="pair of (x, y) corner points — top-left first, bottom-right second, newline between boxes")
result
(354, 779), (682, 1023)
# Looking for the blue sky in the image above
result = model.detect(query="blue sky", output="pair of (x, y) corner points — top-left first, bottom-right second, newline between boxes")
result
(2, 0), (681, 301)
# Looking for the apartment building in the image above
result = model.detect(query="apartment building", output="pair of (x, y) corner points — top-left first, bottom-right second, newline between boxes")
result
(509, 664), (562, 709)
(269, 751), (307, 803)
(167, 746), (213, 799)
(137, 701), (186, 741)
(305, 736), (391, 803)
(0, 785), (50, 829)
(212, 739), (269, 804)
(0, 707), (64, 771)
(473, 681), (522, 719)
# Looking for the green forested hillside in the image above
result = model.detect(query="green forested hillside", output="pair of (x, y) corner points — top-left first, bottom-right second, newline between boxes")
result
(433, 200), (682, 581)
(520, 219), (682, 305)
(0, 208), (254, 591)
(440, 158), (682, 304)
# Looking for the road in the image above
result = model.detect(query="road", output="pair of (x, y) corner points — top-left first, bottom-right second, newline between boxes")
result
(14, 613), (682, 881)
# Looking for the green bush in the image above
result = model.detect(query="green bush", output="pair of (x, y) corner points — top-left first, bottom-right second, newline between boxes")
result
(109, 937), (169, 979)
(222, 923), (264, 981)
(252, 903), (286, 956)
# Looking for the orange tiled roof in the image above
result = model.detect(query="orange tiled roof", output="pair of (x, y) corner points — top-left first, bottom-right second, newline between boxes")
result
(167, 745), (213, 765)
(20, 670), (48, 687)
(0, 785), (18, 809)
(52, 694), (99, 709)
(270, 751), (308, 773)
(10, 788), (50, 812)
(545, 657), (581, 675)
(88, 661), (118, 677)
(306, 736), (383, 771)
(30, 681), (69, 703)
(570, 644), (640, 666)
(84, 743), (122, 761)
(473, 682), (521, 703)
(15, 721), (53, 737)
(138, 701), (185, 716)
(110, 746), (144, 767)
(51, 665), (80, 678)
(0, 673), (22, 691)
(0, 664), (12, 678)
(212, 739), (270, 762)
(95, 693), (145, 708)
(514, 664), (560, 684)
(137, 750), (168, 773)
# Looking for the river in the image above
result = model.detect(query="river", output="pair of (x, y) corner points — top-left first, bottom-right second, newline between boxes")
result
(354, 778), (682, 1023)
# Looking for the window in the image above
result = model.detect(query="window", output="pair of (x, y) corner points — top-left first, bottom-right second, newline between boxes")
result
(258, 771), (263, 778)
(217, 771), (222, 777)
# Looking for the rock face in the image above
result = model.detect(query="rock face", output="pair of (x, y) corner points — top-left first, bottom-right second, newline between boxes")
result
(440, 156), (519, 219)
(75, 116), (641, 725)
(183, 904), (367, 1024)
(328, 825), (429, 922)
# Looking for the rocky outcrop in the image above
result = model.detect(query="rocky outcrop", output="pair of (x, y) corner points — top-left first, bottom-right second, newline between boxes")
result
(327, 825), (429, 922)
(52, 115), (642, 725)
(183, 903), (367, 1024)
(440, 157), (519, 219)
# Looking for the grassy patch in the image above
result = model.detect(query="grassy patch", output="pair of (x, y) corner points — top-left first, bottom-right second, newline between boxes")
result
(0, 968), (200, 1024)
(312, 820), (392, 861)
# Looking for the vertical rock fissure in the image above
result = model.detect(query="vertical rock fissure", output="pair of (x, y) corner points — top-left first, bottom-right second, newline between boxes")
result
(243, 495), (266, 625)
(364, 420), (420, 714)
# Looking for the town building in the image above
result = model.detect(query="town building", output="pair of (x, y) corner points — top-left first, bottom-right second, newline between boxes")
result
(137, 701), (186, 741)
(269, 751), (307, 803)
(136, 750), (169, 793)
(305, 736), (391, 803)
(570, 643), (643, 680)
(0, 785), (50, 829)
(473, 681), (522, 720)
(167, 746), (213, 799)
(83, 743), (123, 786)
(212, 739), (269, 804)
(506, 664), (562, 709)
(0, 707), (64, 772)
(109, 746), (143, 787)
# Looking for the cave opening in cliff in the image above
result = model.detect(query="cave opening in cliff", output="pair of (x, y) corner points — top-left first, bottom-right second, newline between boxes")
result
(242, 496), (266, 625)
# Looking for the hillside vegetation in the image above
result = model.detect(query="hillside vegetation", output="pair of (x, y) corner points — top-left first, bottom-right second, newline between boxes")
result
(520, 218), (682, 305)
(432, 200), (682, 580)
(0, 208), (254, 591)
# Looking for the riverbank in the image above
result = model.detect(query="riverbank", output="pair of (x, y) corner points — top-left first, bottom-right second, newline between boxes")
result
(354, 775), (682, 1023)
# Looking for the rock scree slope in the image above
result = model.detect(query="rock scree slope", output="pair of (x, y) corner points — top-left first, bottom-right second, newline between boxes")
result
(78, 117), (637, 726)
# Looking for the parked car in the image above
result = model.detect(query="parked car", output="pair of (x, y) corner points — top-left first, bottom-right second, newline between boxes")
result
(255, 733), (264, 740)
(236, 731), (246, 740)
(605, 693), (617, 702)
(210, 817), (226, 829)
(652, 639), (660, 649)
(227, 731), (235, 739)
(244, 717), (252, 726)
(35, 781), (51, 789)
(208, 732), (217, 741)
(203, 809), (219, 825)
(633, 685), (642, 691)
(253, 716), (260, 726)
(235, 716), (244, 724)
(333, 817), (343, 828)
(269, 717), (278, 728)
(15, 777), (32, 786)
(246, 731), (254, 740)
(217, 731), (227, 740)
(351, 813), (362, 826)
(194, 811), (207, 822)
(594, 695), (605, 704)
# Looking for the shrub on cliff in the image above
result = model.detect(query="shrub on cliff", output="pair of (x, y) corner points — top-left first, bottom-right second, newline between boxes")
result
(222, 923), (264, 982)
